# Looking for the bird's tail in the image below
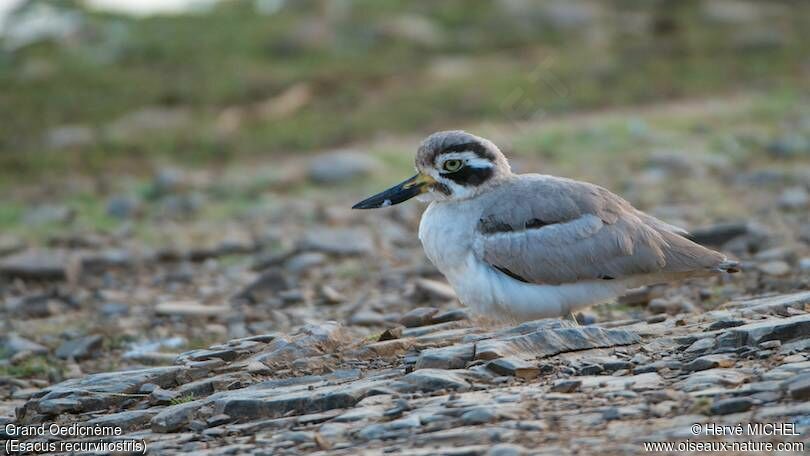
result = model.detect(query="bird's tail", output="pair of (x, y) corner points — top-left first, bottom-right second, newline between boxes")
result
(716, 259), (741, 273)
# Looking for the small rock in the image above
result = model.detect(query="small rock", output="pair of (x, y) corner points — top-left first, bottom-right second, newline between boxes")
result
(646, 315), (667, 324)
(413, 278), (457, 301)
(0, 234), (24, 256)
(106, 195), (142, 219)
(100, 302), (130, 318)
(308, 151), (379, 184)
(767, 133), (809, 158)
(686, 222), (759, 247)
(0, 249), (70, 280)
(1, 334), (48, 357)
(786, 374), (810, 400)
(397, 369), (470, 393)
(759, 340), (781, 350)
(149, 386), (177, 405)
(234, 268), (290, 303)
(23, 205), (75, 226)
(284, 252), (327, 274)
(206, 414), (232, 427)
(643, 389), (682, 404)
(55, 335), (102, 361)
(461, 407), (495, 425)
(298, 227), (374, 256)
(158, 193), (204, 219)
(319, 285), (345, 304)
(486, 357), (540, 380)
(487, 444), (527, 456)
(757, 260), (791, 276)
(711, 397), (754, 415)
(378, 327), (403, 341)
(550, 379), (581, 393)
(399, 307), (439, 328)
(414, 344), (474, 370)
(155, 301), (231, 317)
(684, 355), (736, 372)
(431, 308), (469, 324)
(708, 319), (746, 330)
(685, 337), (716, 354)
(778, 187), (809, 210)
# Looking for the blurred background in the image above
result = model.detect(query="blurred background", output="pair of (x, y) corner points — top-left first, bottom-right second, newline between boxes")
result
(0, 0), (808, 385)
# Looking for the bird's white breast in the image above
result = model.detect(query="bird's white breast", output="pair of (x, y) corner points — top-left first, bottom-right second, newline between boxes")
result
(418, 200), (480, 275)
(418, 199), (631, 321)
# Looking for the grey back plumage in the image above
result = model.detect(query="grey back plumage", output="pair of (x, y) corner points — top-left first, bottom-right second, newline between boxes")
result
(472, 174), (728, 285)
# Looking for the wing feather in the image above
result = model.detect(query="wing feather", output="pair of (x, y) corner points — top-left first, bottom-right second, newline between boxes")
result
(472, 175), (725, 285)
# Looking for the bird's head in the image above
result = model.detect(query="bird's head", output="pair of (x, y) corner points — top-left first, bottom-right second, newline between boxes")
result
(353, 130), (511, 209)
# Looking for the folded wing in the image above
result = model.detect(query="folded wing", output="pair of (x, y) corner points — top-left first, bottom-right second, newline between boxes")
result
(473, 175), (726, 285)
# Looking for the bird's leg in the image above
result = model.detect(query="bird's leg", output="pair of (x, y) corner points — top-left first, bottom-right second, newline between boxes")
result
(471, 314), (505, 331)
(564, 312), (581, 327)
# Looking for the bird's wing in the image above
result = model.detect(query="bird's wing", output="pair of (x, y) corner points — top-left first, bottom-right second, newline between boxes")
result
(472, 175), (725, 285)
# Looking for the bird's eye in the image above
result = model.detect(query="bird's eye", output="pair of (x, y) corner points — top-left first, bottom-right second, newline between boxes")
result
(442, 159), (463, 172)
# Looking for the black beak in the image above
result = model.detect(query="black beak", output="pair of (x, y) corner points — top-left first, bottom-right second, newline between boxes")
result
(352, 173), (432, 209)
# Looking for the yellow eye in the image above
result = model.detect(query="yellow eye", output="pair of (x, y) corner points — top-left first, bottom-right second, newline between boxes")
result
(443, 159), (463, 172)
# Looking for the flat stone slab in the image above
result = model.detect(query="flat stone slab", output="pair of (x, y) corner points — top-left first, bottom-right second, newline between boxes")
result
(718, 313), (810, 347)
(475, 326), (640, 361)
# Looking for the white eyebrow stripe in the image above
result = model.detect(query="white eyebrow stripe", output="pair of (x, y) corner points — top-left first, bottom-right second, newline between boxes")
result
(438, 151), (493, 169)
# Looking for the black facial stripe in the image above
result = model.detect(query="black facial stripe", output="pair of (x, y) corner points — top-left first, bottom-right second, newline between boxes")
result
(433, 141), (494, 164)
(442, 166), (493, 186)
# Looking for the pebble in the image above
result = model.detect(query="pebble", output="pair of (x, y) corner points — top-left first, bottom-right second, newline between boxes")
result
(0, 249), (70, 280)
(1, 334), (49, 357)
(486, 357), (541, 380)
(550, 379), (581, 393)
(757, 260), (791, 277)
(55, 335), (103, 361)
(298, 227), (374, 256)
(413, 278), (457, 301)
(155, 301), (231, 317)
(307, 151), (379, 184)
(786, 374), (810, 400)
(708, 319), (746, 330)
(399, 307), (439, 328)
(106, 195), (142, 219)
(711, 397), (754, 415)
(778, 187), (809, 210)
(487, 444), (527, 456)
(684, 354), (735, 372)
(461, 407), (495, 425)
(685, 337), (716, 354)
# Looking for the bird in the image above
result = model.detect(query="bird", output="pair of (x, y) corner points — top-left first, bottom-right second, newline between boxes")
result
(352, 130), (739, 322)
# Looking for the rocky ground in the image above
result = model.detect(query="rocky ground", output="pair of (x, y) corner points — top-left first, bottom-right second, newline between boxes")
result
(2, 93), (810, 454)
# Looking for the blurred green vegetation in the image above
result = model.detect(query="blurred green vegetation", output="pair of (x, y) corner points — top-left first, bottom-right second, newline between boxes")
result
(1, 0), (808, 181)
